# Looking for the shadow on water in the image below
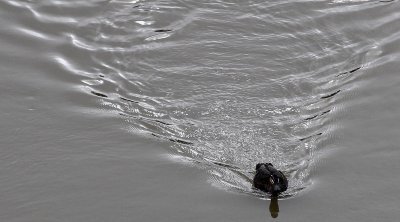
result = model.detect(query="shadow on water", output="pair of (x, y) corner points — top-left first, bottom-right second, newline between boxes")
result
(269, 197), (280, 219)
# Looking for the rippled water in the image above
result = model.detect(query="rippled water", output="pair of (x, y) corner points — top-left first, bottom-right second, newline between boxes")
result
(2, 0), (400, 221)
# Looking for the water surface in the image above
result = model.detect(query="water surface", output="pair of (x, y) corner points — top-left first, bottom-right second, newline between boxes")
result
(1, 0), (400, 221)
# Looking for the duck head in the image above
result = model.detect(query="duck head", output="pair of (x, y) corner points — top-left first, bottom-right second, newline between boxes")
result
(253, 163), (288, 196)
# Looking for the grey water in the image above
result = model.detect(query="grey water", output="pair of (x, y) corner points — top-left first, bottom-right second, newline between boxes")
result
(1, 0), (400, 221)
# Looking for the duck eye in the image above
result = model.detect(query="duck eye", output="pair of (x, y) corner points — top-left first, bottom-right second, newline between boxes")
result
(269, 177), (274, 184)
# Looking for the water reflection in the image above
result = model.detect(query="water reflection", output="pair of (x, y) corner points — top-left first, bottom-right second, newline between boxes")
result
(269, 197), (280, 218)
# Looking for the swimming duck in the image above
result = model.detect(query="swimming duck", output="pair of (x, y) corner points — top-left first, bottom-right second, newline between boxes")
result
(253, 163), (288, 196)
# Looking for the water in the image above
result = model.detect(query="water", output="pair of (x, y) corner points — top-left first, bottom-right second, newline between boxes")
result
(1, 0), (400, 221)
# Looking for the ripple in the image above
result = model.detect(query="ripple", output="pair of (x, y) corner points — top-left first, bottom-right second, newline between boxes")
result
(16, 27), (50, 41)
(12, 0), (400, 198)
(145, 32), (173, 41)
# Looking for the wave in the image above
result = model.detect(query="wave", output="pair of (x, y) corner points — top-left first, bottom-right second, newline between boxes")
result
(8, 0), (399, 198)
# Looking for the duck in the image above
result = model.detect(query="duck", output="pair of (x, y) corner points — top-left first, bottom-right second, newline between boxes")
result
(253, 163), (288, 196)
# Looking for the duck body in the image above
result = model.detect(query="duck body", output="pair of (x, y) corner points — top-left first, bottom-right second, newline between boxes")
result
(253, 163), (288, 196)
